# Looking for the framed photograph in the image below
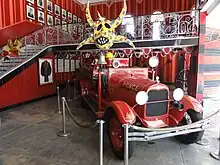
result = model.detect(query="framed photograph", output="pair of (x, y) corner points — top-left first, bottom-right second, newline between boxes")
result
(54, 4), (60, 16)
(73, 15), (77, 23)
(62, 9), (66, 19)
(68, 12), (72, 23)
(26, 0), (34, 4)
(37, 0), (44, 8)
(38, 10), (45, 23)
(78, 17), (82, 23)
(47, 0), (53, 12)
(26, 5), (35, 20)
(62, 21), (67, 31)
(38, 58), (53, 85)
(55, 18), (60, 25)
(47, 14), (53, 26)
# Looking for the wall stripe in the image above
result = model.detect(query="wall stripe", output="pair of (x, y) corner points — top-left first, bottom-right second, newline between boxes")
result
(204, 56), (220, 65)
(204, 74), (220, 81)
(195, 12), (206, 101)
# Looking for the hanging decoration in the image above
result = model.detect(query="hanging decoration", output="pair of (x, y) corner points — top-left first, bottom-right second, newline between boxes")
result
(76, 0), (135, 50)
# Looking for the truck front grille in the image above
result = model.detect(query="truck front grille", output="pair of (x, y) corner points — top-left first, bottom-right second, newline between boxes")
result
(146, 89), (168, 117)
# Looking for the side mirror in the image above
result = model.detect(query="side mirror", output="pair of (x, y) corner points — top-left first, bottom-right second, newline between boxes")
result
(135, 91), (148, 105)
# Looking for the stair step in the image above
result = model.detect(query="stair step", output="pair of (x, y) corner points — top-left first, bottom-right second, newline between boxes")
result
(4, 59), (23, 63)
(0, 64), (14, 67)
(0, 71), (6, 76)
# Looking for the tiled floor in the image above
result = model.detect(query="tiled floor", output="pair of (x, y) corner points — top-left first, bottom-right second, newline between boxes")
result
(0, 95), (220, 165)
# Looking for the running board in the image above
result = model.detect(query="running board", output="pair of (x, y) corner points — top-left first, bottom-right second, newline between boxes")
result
(82, 95), (98, 114)
(127, 109), (220, 142)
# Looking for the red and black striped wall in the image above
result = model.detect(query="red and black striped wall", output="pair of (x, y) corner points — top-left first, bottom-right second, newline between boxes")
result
(191, 12), (206, 102)
(196, 12), (206, 101)
(203, 43), (220, 97)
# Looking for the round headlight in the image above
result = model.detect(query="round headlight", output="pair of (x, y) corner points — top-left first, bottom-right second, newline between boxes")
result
(135, 91), (149, 105)
(173, 88), (184, 101)
(149, 56), (159, 68)
(112, 60), (120, 68)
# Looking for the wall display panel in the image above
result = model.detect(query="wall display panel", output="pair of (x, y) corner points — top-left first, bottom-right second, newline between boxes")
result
(38, 10), (45, 23)
(70, 60), (80, 71)
(37, 0), (44, 8)
(54, 4), (60, 16)
(55, 17), (61, 25)
(73, 15), (77, 23)
(62, 9), (67, 19)
(68, 12), (72, 23)
(57, 59), (64, 72)
(26, 0), (35, 5)
(47, 0), (53, 13)
(62, 21), (67, 31)
(47, 14), (53, 25)
(65, 59), (70, 72)
(38, 58), (54, 85)
(26, 5), (35, 20)
(78, 17), (82, 23)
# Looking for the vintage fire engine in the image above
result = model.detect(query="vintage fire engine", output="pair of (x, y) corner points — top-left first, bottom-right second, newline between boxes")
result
(76, 52), (207, 159)
(75, 0), (214, 160)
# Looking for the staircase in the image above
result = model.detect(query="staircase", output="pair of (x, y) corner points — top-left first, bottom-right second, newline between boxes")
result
(0, 45), (44, 77)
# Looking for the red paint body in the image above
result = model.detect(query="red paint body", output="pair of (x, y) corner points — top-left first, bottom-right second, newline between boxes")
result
(77, 65), (203, 127)
(0, 53), (56, 109)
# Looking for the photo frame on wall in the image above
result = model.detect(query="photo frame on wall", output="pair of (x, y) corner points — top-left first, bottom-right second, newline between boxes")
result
(26, 0), (34, 4)
(47, 0), (53, 13)
(62, 9), (66, 19)
(55, 18), (61, 25)
(68, 12), (72, 23)
(73, 15), (77, 23)
(37, 0), (44, 8)
(38, 58), (53, 85)
(78, 17), (82, 23)
(54, 4), (60, 16)
(62, 21), (67, 31)
(47, 14), (53, 26)
(26, 5), (35, 20)
(38, 10), (45, 23)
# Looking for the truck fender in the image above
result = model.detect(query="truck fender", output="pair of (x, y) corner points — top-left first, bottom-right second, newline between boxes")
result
(181, 95), (203, 113)
(170, 95), (203, 124)
(104, 101), (136, 125)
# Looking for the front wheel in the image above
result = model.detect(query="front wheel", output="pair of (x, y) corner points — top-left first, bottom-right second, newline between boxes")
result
(175, 109), (204, 144)
(107, 114), (133, 160)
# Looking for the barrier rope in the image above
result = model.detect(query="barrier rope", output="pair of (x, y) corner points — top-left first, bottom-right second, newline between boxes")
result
(63, 98), (98, 129)
(57, 81), (98, 129)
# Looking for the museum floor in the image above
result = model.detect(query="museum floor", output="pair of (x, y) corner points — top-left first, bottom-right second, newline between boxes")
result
(0, 95), (220, 165)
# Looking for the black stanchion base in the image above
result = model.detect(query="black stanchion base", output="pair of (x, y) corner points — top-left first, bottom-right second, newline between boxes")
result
(57, 131), (71, 137)
(210, 152), (220, 160)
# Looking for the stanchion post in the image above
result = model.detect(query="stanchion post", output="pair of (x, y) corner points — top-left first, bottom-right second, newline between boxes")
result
(123, 124), (129, 165)
(57, 97), (71, 137)
(97, 120), (105, 165)
(210, 128), (220, 160)
(67, 80), (72, 101)
(73, 78), (77, 100)
(57, 85), (61, 114)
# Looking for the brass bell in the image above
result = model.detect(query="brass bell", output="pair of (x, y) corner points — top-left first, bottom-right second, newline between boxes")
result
(98, 53), (107, 65)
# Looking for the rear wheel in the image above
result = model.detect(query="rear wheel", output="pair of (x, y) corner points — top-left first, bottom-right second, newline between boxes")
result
(107, 113), (133, 160)
(175, 109), (204, 144)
